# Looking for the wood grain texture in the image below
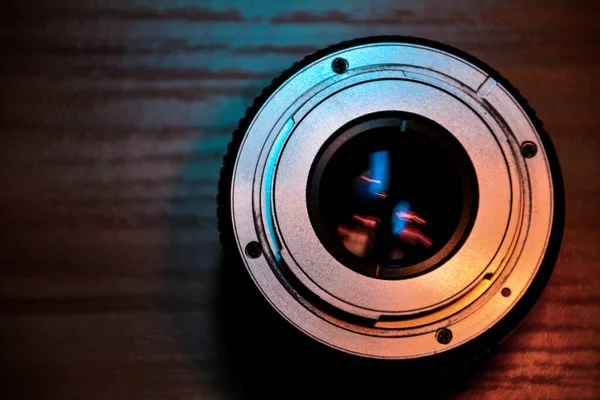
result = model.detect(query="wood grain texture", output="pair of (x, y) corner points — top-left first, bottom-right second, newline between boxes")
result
(0, 0), (598, 399)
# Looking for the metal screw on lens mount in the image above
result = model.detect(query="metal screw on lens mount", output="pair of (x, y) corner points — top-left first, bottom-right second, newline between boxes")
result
(436, 328), (453, 345)
(521, 141), (538, 158)
(245, 241), (262, 258)
(332, 58), (348, 74)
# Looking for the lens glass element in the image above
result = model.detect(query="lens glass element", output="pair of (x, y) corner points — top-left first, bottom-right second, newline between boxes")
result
(308, 112), (478, 279)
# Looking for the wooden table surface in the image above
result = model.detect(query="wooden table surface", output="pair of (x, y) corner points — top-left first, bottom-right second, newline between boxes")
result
(1, 1), (599, 399)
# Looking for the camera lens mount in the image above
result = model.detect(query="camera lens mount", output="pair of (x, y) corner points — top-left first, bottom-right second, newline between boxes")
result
(218, 37), (564, 360)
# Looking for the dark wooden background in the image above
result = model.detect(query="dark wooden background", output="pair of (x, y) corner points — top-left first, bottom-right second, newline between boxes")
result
(1, 0), (599, 399)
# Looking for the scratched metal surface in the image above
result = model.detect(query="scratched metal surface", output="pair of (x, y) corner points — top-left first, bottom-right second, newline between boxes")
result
(0, 1), (599, 399)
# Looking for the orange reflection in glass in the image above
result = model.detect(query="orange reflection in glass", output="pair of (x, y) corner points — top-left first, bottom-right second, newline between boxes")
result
(338, 225), (373, 258)
(352, 214), (380, 229)
(338, 214), (379, 258)
(394, 208), (432, 248)
(397, 225), (433, 248)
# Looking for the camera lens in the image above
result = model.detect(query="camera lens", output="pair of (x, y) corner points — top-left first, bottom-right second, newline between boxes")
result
(308, 112), (478, 278)
(218, 36), (564, 360)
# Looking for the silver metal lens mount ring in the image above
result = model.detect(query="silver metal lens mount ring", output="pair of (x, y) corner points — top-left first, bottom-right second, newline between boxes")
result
(222, 37), (564, 359)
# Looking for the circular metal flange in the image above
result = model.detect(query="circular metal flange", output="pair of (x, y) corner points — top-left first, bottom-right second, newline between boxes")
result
(275, 76), (511, 315)
(225, 37), (563, 359)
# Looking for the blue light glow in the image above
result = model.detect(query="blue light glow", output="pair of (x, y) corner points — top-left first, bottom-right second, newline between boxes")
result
(369, 150), (390, 193)
(356, 150), (390, 201)
(263, 118), (295, 261)
(392, 200), (411, 236)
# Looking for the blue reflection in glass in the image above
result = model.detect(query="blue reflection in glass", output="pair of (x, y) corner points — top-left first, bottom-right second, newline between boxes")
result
(356, 150), (390, 201)
(392, 200), (411, 236)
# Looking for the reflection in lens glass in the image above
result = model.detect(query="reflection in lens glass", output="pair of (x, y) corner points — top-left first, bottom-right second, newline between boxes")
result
(355, 150), (390, 202)
(339, 157), (434, 261)
(310, 113), (476, 274)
